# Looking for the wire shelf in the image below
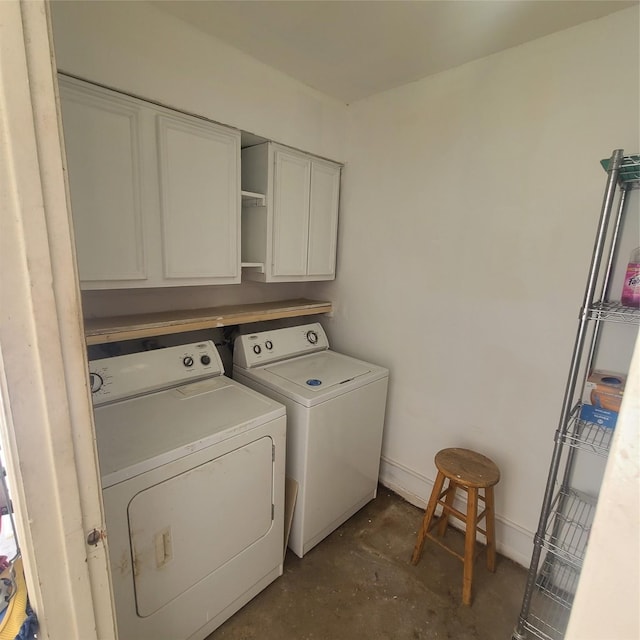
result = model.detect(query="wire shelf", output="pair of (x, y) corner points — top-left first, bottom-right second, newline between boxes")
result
(523, 557), (579, 640)
(562, 407), (614, 457)
(542, 488), (596, 565)
(600, 154), (640, 186)
(588, 301), (640, 324)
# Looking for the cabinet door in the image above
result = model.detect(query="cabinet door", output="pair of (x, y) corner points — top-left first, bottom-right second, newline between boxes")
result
(156, 114), (240, 281)
(272, 149), (311, 277)
(59, 82), (147, 284)
(307, 161), (340, 278)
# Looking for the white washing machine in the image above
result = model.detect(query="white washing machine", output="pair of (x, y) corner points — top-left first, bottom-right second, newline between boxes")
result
(89, 341), (286, 640)
(233, 323), (388, 558)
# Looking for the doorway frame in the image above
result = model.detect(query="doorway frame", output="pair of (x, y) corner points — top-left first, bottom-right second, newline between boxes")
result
(0, 1), (116, 638)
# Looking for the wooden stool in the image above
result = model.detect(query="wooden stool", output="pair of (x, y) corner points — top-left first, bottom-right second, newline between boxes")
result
(411, 448), (500, 605)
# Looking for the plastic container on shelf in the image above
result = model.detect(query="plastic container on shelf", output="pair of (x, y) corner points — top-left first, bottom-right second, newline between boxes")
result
(621, 247), (640, 308)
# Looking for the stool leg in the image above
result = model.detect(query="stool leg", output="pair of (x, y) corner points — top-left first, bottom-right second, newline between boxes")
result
(437, 480), (457, 537)
(462, 487), (478, 605)
(411, 471), (446, 565)
(484, 486), (497, 573)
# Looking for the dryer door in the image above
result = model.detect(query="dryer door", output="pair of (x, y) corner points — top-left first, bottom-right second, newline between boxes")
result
(127, 436), (274, 616)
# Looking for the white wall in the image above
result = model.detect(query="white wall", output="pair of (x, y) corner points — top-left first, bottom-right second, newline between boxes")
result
(314, 6), (640, 565)
(50, 0), (349, 318)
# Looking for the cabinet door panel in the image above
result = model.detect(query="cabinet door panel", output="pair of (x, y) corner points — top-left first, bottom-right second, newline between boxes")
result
(60, 85), (146, 283)
(272, 150), (311, 277)
(308, 161), (340, 277)
(157, 114), (240, 280)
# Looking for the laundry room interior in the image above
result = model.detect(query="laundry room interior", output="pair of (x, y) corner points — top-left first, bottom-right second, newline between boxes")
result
(1, 1), (639, 640)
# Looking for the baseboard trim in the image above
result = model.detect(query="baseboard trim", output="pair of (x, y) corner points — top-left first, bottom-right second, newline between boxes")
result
(379, 455), (534, 568)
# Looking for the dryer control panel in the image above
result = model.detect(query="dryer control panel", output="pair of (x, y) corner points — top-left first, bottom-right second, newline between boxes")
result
(234, 323), (329, 369)
(89, 341), (223, 406)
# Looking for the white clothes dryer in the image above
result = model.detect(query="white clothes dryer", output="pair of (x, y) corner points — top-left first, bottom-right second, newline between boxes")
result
(89, 341), (285, 640)
(233, 323), (388, 558)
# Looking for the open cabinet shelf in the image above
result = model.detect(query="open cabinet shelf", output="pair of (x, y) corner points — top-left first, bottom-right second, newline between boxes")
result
(241, 190), (266, 205)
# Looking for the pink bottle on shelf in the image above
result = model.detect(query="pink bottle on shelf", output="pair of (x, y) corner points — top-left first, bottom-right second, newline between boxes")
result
(621, 247), (640, 308)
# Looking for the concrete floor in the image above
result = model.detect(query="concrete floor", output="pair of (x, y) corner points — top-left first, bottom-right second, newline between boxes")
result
(208, 487), (528, 640)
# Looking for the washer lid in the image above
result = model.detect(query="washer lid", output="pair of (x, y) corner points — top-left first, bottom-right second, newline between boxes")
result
(265, 351), (372, 392)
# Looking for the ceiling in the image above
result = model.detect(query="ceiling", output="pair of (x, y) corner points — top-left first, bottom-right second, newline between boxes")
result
(152, 1), (637, 104)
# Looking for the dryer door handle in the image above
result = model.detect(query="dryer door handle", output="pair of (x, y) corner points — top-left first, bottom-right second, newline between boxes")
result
(154, 527), (173, 568)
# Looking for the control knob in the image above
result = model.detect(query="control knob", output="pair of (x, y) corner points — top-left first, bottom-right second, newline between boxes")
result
(265, 340), (273, 350)
(253, 344), (262, 355)
(201, 355), (211, 365)
(89, 373), (103, 393)
(183, 356), (194, 367)
(306, 330), (318, 345)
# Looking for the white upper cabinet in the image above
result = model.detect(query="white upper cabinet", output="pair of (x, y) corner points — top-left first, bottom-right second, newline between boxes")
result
(58, 76), (241, 289)
(272, 149), (311, 277)
(241, 142), (341, 283)
(59, 81), (147, 284)
(307, 160), (340, 277)
(156, 114), (239, 281)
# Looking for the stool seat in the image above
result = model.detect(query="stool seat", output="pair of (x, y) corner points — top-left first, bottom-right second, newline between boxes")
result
(435, 448), (500, 488)
(411, 447), (500, 605)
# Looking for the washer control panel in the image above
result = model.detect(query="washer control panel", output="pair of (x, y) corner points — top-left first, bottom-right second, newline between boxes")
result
(89, 341), (223, 406)
(234, 323), (329, 369)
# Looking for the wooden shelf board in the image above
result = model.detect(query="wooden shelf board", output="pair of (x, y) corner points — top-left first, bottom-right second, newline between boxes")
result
(84, 298), (332, 345)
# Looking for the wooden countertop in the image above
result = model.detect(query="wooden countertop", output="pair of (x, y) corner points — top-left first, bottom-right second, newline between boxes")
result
(84, 298), (332, 345)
